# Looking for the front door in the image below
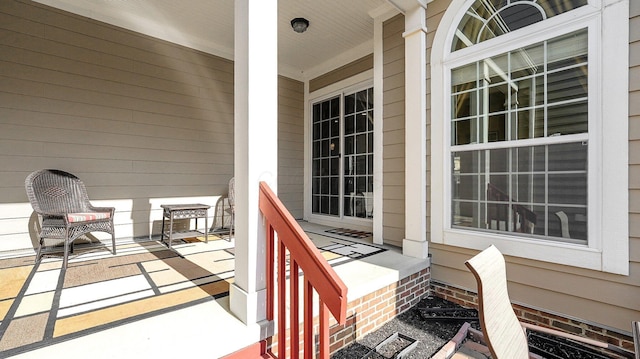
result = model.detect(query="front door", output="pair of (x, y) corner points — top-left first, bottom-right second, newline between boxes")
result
(311, 87), (374, 219)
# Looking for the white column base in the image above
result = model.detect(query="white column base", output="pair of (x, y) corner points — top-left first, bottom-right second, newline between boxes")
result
(402, 238), (428, 259)
(230, 283), (267, 326)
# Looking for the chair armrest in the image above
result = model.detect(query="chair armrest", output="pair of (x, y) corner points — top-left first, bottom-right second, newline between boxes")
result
(87, 206), (115, 216)
(37, 211), (67, 217)
(521, 322), (634, 358)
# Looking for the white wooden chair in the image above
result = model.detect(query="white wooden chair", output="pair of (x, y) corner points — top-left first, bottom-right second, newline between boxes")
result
(632, 321), (640, 359)
(465, 245), (633, 358)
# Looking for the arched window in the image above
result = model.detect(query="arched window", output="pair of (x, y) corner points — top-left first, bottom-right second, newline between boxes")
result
(452, 0), (588, 51)
(430, 0), (629, 274)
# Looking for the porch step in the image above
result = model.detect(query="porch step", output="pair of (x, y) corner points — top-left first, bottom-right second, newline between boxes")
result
(220, 340), (274, 359)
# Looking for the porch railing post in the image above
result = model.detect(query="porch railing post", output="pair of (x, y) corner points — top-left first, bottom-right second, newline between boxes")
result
(278, 240), (287, 359)
(266, 221), (274, 321)
(319, 301), (330, 358)
(304, 279), (313, 357)
(259, 181), (347, 359)
(290, 260), (300, 358)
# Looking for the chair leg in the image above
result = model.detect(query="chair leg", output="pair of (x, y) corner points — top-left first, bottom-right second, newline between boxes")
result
(63, 239), (69, 269)
(632, 321), (640, 359)
(112, 231), (116, 255)
(35, 237), (44, 264)
(62, 226), (70, 269)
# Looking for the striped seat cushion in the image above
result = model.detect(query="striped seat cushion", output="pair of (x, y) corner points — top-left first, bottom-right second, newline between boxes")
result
(67, 212), (111, 223)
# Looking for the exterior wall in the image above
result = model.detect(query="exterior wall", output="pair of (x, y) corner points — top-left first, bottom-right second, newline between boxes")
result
(382, 14), (406, 248)
(426, 0), (640, 334)
(308, 54), (373, 93)
(278, 76), (304, 218)
(0, 1), (303, 252)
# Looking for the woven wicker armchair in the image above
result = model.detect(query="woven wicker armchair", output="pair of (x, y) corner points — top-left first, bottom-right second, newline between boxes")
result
(225, 177), (235, 237)
(25, 169), (116, 268)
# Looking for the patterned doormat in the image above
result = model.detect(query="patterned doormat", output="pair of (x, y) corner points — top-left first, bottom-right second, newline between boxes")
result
(325, 228), (373, 239)
(0, 233), (385, 357)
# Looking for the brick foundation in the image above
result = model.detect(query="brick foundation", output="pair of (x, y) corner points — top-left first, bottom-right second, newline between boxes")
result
(431, 280), (636, 354)
(328, 267), (430, 353)
(267, 267), (431, 357)
(266, 274), (635, 357)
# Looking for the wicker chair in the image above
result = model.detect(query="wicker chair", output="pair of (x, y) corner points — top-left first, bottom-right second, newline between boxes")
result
(225, 177), (235, 237)
(25, 169), (116, 269)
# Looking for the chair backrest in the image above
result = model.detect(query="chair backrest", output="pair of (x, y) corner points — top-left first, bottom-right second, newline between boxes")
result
(25, 169), (91, 214)
(228, 177), (235, 208)
(465, 245), (530, 359)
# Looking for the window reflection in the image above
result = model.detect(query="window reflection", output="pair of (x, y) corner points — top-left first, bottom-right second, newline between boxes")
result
(451, 29), (587, 144)
(452, 0), (588, 51)
(452, 143), (588, 242)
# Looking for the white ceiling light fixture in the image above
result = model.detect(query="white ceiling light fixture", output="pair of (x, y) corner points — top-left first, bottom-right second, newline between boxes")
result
(290, 17), (309, 33)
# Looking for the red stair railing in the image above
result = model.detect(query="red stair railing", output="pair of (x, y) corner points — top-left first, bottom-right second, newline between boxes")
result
(259, 182), (348, 358)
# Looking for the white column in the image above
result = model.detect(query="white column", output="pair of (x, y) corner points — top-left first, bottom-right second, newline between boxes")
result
(372, 14), (385, 245)
(403, 5), (428, 258)
(231, 0), (278, 326)
(370, 4), (401, 245)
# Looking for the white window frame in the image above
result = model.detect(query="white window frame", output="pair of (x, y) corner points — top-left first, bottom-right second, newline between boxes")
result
(304, 72), (376, 230)
(430, 0), (629, 275)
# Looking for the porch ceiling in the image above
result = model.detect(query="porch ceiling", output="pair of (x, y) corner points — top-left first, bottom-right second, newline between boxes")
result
(33, 0), (395, 80)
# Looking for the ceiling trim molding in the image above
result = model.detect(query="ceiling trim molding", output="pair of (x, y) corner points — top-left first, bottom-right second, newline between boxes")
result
(368, 3), (400, 20)
(385, 0), (429, 13)
(300, 40), (374, 81)
(33, 0), (235, 61)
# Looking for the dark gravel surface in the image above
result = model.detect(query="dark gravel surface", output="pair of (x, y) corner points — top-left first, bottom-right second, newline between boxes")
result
(331, 296), (479, 359)
(331, 296), (629, 359)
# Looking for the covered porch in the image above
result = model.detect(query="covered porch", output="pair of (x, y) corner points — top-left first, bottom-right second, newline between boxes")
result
(2, 0), (637, 357)
(0, 221), (429, 358)
(0, 0), (433, 356)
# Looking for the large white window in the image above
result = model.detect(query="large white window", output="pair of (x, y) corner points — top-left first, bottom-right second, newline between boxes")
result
(431, 0), (629, 274)
(451, 28), (589, 243)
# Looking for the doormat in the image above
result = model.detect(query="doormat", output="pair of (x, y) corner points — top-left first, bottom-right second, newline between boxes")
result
(325, 228), (372, 239)
(307, 233), (385, 261)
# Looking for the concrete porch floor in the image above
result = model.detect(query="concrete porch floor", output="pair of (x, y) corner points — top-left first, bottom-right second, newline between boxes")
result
(6, 221), (429, 359)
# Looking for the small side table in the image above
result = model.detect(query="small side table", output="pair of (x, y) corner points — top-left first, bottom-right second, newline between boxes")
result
(161, 204), (210, 249)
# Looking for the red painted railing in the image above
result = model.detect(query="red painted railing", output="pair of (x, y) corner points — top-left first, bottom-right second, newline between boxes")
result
(259, 182), (348, 358)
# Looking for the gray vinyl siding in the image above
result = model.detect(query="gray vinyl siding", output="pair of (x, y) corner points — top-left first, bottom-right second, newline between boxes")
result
(382, 14), (405, 248)
(0, 1), (300, 251)
(427, 0), (640, 332)
(278, 76), (304, 218)
(309, 54), (373, 93)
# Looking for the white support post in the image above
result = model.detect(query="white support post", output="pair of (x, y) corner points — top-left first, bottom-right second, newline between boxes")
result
(230, 0), (278, 326)
(370, 4), (401, 245)
(403, 5), (428, 258)
(372, 13), (385, 245)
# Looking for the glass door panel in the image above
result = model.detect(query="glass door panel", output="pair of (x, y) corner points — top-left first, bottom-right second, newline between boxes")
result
(311, 87), (373, 219)
(343, 88), (374, 218)
(312, 96), (340, 216)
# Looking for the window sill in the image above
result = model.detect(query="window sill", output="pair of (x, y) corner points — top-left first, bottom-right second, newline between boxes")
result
(438, 228), (607, 272)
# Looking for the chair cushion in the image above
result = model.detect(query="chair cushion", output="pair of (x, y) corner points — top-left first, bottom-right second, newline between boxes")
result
(67, 212), (111, 223)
